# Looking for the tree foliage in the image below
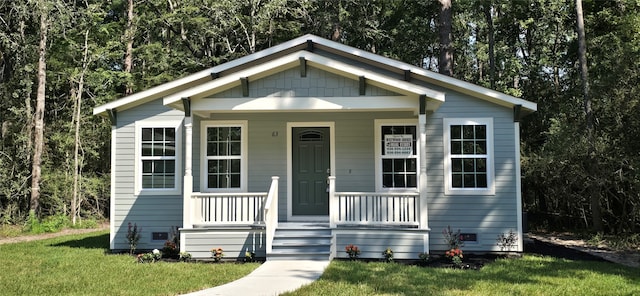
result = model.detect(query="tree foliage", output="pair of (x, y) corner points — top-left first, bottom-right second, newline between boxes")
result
(0, 0), (638, 234)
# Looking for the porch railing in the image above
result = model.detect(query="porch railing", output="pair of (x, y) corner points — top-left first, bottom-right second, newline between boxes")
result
(329, 176), (419, 228)
(190, 177), (279, 236)
(191, 192), (267, 225)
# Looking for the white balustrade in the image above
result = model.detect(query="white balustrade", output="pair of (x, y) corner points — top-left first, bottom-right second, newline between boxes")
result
(192, 192), (267, 225)
(329, 177), (419, 227)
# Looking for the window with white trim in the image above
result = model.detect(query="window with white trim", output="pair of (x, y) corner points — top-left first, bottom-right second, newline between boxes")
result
(375, 120), (418, 190)
(135, 121), (182, 195)
(201, 121), (247, 191)
(444, 118), (494, 195)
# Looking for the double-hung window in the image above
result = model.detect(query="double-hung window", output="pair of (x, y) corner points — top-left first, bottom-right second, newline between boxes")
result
(443, 118), (494, 195)
(375, 119), (418, 190)
(135, 122), (181, 195)
(201, 121), (247, 191)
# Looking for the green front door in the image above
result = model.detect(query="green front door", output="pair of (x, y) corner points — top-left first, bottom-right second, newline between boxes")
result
(292, 127), (330, 216)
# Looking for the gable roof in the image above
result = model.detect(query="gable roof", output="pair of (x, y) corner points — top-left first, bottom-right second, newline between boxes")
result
(94, 34), (536, 117)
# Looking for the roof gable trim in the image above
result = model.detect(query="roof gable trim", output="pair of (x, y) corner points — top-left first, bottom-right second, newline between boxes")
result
(163, 51), (445, 106)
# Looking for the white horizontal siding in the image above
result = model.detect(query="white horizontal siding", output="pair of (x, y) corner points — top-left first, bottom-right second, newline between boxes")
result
(182, 229), (266, 259)
(335, 230), (427, 259)
(205, 111), (412, 220)
(112, 99), (185, 251)
(423, 86), (519, 252)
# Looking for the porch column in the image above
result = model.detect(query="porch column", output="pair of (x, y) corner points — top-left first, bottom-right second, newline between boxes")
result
(419, 110), (430, 253)
(182, 102), (194, 234)
(328, 176), (337, 228)
(418, 112), (429, 231)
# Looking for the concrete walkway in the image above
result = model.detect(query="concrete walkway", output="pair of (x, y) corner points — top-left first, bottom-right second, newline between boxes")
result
(182, 260), (330, 296)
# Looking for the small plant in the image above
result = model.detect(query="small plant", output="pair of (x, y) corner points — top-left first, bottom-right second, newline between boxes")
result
(587, 232), (604, 248)
(126, 222), (142, 255)
(445, 248), (464, 268)
(382, 247), (394, 262)
(244, 250), (255, 262)
(162, 240), (179, 258)
(211, 247), (224, 262)
(418, 252), (430, 262)
(24, 211), (45, 234)
(137, 249), (161, 263)
(179, 251), (192, 262)
(152, 249), (162, 260)
(442, 225), (464, 249)
(345, 244), (361, 259)
(496, 229), (518, 251)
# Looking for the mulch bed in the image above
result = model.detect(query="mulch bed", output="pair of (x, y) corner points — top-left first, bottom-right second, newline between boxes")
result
(146, 238), (611, 268)
(383, 238), (610, 270)
(524, 238), (608, 262)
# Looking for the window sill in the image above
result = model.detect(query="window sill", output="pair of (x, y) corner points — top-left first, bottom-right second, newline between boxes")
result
(444, 188), (495, 196)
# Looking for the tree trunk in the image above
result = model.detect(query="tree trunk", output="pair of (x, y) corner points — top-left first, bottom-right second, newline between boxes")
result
(124, 0), (134, 95)
(71, 29), (89, 225)
(438, 0), (453, 76)
(30, 1), (49, 216)
(484, 1), (495, 89)
(575, 0), (603, 232)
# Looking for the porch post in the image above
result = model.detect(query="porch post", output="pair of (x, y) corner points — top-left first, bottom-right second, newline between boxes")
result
(328, 176), (337, 228)
(418, 113), (429, 229)
(182, 106), (194, 247)
(419, 110), (429, 252)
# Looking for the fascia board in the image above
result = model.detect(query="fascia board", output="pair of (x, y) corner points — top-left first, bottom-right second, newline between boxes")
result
(94, 35), (313, 116)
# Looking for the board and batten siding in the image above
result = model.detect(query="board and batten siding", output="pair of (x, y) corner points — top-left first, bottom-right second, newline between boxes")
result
(425, 89), (520, 252)
(211, 66), (400, 98)
(113, 99), (185, 251)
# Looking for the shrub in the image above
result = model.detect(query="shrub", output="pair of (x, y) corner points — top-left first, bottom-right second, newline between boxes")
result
(442, 225), (464, 249)
(41, 214), (69, 232)
(445, 248), (464, 268)
(137, 249), (162, 263)
(418, 252), (430, 262)
(496, 230), (518, 251)
(69, 218), (99, 229)
(24, 211), (45, 234)
(179, 252), (192, 262)
(345, 244), (361, 259)
(162, 240), (179, 258)
(126, 223), (141, 255)
(211, 247), (224, 262)
(382, 247), (394, 262)
(244, 250), (255, 262)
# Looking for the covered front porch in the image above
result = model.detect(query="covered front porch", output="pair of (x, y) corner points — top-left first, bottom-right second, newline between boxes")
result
(167, 46), (442, 260)
(179, 176), (430, 260)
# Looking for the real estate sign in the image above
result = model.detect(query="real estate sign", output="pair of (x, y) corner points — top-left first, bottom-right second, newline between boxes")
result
(384, 134), (413, 156)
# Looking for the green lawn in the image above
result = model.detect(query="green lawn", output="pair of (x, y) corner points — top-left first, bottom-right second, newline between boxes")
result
(3, 230), (638, 296)
(285, 256), (639, 296)
(0, 230), (259, 296)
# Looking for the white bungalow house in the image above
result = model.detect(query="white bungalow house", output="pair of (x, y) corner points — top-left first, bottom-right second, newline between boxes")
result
(94, 34), (536, 260)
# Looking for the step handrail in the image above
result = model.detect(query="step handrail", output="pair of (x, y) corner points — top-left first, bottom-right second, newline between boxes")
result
(264, 176), (279, 253)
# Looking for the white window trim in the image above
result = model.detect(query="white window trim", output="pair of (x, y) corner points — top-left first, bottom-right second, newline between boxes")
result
(200, 120), (248, 193)
(374, 119), (420, 192)
(443, 118), (495, 195)
(134, 120), (183, 196)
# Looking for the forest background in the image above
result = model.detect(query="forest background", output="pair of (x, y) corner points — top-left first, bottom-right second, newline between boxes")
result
(1, 0), (638, 236)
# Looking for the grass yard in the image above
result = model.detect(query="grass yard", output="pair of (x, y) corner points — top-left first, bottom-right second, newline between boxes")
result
(0, 230), (259, 296)
(284, 256), (640, 296)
